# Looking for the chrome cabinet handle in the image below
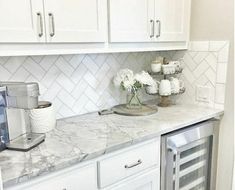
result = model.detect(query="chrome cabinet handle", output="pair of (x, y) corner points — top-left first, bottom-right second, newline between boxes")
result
(150, 20), (154, 38)
(156, 20), (161, 38)
(124, 159), (142, 169)
(37, 12), (43, 37)
(48, 13), (55, 37)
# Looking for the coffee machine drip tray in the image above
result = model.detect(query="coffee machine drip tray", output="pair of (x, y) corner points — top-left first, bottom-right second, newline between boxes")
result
(6, 133), (45, 151)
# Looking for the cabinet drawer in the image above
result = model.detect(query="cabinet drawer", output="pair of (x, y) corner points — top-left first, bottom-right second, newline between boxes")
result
(98, 139), (160, 188)
(6, 163), (97, 190)
(105, 168), (160, 190)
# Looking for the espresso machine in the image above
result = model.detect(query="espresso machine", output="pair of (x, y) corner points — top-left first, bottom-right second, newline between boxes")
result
(0, 82), (45, 151)
(0, 87), (9, 151)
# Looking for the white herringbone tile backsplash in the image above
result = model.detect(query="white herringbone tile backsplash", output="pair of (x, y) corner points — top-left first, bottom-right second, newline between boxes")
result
(179, 41), (229, 109)
(0, 41), (229, 118)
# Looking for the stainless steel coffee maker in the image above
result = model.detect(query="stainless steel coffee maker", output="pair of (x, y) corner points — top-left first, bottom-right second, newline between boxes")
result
(0, 82), (45, 151)
(0, 86), (9, 151)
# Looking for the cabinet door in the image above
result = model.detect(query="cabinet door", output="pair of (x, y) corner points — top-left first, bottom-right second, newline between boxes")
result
(0, 0), (45, 43)
(43, 0), (107, 43)
(109, 0), (155, 42)
(106, 169), (160, 190)
(155, 0), (191, 42)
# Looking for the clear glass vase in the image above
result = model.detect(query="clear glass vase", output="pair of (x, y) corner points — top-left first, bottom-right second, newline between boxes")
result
(126, 89), (142, 109)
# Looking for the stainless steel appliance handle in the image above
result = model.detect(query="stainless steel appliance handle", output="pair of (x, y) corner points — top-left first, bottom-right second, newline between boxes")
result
(48, 13), (55, 37)
(150, 20), (154, 38)
(37, 12), (43, 37)
(166, 148), (175, 190)
(174, 150), (181, 190)
(125, 159), (142, 169)
(156, 20), (161, 38)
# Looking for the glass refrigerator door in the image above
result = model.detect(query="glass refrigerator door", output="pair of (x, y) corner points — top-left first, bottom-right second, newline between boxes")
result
(167, 137), (212, 190)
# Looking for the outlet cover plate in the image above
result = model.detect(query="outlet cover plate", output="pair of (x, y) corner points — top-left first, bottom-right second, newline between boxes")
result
(196, 85), (211, 103)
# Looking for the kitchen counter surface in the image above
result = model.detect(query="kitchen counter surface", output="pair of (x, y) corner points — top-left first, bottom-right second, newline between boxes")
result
(0, 104), (223, 187)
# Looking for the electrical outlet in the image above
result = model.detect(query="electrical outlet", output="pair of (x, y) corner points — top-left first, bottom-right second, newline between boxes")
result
(196, 85), (211, 103)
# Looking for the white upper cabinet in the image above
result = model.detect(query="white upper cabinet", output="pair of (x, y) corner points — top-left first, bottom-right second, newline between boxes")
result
(155, 0), (191, 42)
(109, 0), (191, 43)
(0, 0), (45, 43)
(43, 0), (107, 43)
(109, 0), (155, 42)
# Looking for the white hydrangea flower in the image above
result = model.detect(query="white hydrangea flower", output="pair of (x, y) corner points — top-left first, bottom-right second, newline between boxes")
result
(113, 69), (135, 88)
(134, 71), (155, 86)
(113, 69), (155, 91)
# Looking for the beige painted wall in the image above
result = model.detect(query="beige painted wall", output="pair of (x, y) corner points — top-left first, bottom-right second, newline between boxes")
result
(190, 0), (234, 190)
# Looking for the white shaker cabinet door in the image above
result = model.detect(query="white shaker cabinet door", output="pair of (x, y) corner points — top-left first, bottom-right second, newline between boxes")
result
(109, 0), (155, 42)
(155, 0), (191, 42)
(0, 0), (45, 43)
(43, 0), (107, 43)
(105, 169), (160, 190)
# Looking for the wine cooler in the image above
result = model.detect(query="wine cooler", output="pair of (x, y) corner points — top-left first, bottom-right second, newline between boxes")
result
(161, 120), (217, 190)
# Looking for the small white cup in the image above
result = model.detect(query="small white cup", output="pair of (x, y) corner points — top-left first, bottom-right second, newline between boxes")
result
(169, 61), (182, 72)
(159, 80), (172, 96)
(151, 62), (162, 73)
(170, 77), (184, 94)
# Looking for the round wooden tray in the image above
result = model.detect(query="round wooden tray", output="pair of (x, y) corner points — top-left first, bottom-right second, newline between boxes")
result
(112, 104), (158, 116)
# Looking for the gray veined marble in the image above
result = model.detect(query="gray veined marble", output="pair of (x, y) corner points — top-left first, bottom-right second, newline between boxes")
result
(0, 103), (223, 187)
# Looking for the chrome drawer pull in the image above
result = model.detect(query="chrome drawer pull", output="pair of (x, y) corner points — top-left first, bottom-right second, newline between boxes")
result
(37, 12), (43, 37)
(150, 20), (154, 38)
(124, 159), (142, 169)
(49, 13), (55, 37)
(156, 20), (161, 38)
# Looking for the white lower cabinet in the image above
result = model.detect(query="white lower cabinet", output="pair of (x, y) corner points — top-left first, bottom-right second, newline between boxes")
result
(104, 169), (160, 190)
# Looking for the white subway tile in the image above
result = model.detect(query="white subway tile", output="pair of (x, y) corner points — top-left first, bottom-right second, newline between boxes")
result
(55, 56), (74, 77)
(0, 65), (12, 80)
(56, 74), (75, 93)
(218, 43), (230, 62)
(216, 62), (228, 84)
(193, 60), (209, 78)
(209, 41), (228, 51)
(58, 90), (75, 108)
(23, 57), (45, 80)
(189, 41), (209, 51)
(9, 67), (29, 81)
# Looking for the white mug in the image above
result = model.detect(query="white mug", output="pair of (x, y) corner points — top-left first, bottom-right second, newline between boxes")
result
(159, 80), (172, 96)
(169, 61), (182, 72)
(170, 77), (184, 94)
(151, 62), (162, 73)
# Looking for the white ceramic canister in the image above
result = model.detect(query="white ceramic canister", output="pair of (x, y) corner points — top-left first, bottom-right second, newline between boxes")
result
(159, 80), (172, 96)
(170, 77), (180, 94)
(151, 61), (162, 73)
(29, 101), (56, 133)
(170, 77), (184, 94)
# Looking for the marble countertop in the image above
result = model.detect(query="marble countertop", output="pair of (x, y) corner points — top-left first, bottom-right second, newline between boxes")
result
(0, 104), (223, 187)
